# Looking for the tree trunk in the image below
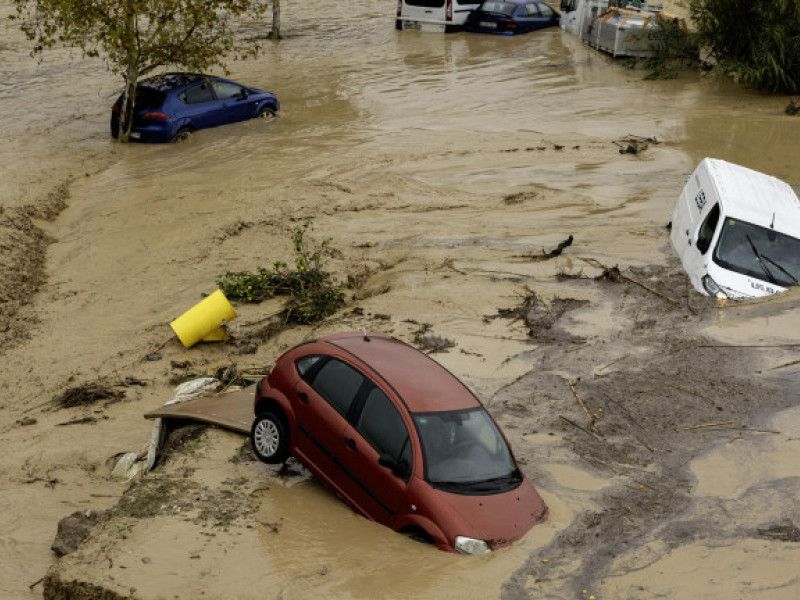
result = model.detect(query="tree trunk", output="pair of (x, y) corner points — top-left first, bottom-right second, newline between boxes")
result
(118, 11), (139, 143)
(270, 0), (282, 39)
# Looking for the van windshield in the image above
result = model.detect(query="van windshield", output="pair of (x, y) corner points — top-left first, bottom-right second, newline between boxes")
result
(713, 218), (800, 288)
(414, 408), (520, 494)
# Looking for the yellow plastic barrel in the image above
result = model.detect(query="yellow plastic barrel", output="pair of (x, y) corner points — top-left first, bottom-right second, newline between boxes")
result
(170, 289), (238, 348)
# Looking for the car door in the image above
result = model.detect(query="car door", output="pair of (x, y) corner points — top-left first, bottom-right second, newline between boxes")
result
(177, 81), (224, 129)
(210, 80), (255, 124)
(524, 2), (550, 30)
(336, 385), (413, 526)
(292, 357), (367, 492)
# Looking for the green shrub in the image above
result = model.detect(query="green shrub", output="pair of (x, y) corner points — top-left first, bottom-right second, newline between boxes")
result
(690, 0), (800, 93)
(217, 223), (345, 325)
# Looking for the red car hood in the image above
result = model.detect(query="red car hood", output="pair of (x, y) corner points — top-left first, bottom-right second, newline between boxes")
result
(436, 477), (548, 548)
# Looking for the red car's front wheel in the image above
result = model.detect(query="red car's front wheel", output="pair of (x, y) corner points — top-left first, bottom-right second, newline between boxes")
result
(251, 410), (290, 464)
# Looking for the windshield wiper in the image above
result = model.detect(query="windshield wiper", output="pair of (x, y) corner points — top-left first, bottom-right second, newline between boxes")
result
(760, 253), (799, 285)
(745, 234), (778, 285)
(433, 471), (521, 492)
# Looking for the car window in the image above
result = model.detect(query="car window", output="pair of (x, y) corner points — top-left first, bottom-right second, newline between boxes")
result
(296, 355), (324, 381)
(482, 1), (515, 13)
(357, 387), (410, 463)
(525, 3), (541, 15)
(405, 0), (445, 6)
(135, 88), (166, 110)
(697, 203), (720, 254)
(311, 359), (364, 417)
(180, 83), (214, 104)
(539, 3), (554, 16)
(213, 81), (246, 100)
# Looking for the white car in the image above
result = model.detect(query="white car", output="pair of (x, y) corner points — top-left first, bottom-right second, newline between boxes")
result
(670, 158), (800, 298)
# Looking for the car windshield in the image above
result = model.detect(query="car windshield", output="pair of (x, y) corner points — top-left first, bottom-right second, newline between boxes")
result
(481, 1), (516, 14)
(713, 217), (800, 288)
(413, 408), (519, 493)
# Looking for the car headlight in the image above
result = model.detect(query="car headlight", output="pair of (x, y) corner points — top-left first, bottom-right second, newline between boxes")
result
(701, 275), (728, 299)
(454, 536), (491, 555)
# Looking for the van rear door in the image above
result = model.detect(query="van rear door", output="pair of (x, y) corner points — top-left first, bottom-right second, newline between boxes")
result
(400, 0), (448, 31)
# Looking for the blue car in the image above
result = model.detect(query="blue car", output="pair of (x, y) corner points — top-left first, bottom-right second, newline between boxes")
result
(464, 0), (560, 35)
(110, 73), (280, 143)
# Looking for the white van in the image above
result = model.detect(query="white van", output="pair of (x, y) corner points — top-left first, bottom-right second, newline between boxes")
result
(396, 0), (482, 32)
(670, 158), (800, 299)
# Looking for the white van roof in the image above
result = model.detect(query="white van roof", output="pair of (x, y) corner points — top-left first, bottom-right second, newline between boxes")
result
(704, 158), (800, 235)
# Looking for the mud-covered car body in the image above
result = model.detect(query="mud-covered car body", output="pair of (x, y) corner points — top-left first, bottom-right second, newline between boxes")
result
(110, 73), (279, 143)
(251, 332), (548, 553)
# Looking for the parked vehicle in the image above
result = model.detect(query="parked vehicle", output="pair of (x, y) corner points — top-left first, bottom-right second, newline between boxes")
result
(110, 73), (280, 143)
(670, 158), (800, 299)
(396, 0), (481, 32)
(250, 331), (548, 553)
(464, 0), (559, 34)
(559, 0), (683, 58)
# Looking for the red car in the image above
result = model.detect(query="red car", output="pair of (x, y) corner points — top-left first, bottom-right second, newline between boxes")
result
(251, 331), (548, 553)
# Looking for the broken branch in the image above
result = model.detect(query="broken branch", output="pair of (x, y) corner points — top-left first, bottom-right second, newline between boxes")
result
(568, 379), (594, 427)
(579, 257), (679, 305)
(674, 420), (735, 432)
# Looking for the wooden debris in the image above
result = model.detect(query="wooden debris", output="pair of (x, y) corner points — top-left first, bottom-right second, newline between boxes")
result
(579, 257), (679, 305)
(560, 415), (602, 441)
(675, 420), (735, 432)
(568, 379), (594, 428)
(665, 382), (714, 405)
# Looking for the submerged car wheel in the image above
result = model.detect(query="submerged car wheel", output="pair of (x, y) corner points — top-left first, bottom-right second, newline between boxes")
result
(172, 127), (194, 142)
(257, 106), (276, 119)
(251, 410), (289, 464)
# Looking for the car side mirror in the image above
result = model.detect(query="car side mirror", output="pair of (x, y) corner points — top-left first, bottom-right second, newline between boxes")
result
(378, 453), (406, 477)
(238, 89), (249, 100)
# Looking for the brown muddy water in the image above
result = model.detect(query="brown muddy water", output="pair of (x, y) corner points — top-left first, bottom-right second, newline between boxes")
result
(1, 0), (799, 598)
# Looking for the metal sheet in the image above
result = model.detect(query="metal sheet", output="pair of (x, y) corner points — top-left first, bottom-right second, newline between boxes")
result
(144, 385), (256, 434)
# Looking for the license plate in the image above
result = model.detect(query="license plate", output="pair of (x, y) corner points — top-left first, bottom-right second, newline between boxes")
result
(130, 132), (141, 139)
(404, 21), (422, 30)
(480, 21), (497, 28)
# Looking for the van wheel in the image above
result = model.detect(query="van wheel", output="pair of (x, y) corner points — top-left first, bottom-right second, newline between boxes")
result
(172, 127), (193, 142)
(251, 411), (289, 464)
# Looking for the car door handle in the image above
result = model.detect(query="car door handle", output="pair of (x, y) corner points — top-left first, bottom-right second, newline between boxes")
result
(297, 391), (309, 404)
(344, 437), (357, 451)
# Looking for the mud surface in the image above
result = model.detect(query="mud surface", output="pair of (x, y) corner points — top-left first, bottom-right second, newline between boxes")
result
(1, 0), (799, 598)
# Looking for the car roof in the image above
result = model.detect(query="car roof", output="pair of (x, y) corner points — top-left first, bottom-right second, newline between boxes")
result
(703, 158), (800, 236)
(139, 73), (214, 92)
(320, 332), (481, 414)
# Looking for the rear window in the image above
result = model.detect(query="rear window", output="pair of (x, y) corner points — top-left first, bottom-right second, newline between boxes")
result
(405, 0), (445, 6)
(134, 88), (166, 110)
(482, 1), (516, 14)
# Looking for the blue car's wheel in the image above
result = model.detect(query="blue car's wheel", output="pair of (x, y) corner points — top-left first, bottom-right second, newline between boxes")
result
(257, 106), (276, 119)
(172, 127), (194, 142)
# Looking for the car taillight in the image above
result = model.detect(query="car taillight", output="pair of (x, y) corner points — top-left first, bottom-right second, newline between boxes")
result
(112, 105), (120, 114)
(142, 112), (170, 120)
(506, 18), (517, 29)
(446, 0), (453, 21)
(396, 0), (402, 17)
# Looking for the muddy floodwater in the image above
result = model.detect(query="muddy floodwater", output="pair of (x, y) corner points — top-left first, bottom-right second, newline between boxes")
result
(1, 0), (799, 598)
